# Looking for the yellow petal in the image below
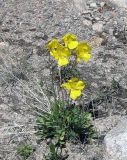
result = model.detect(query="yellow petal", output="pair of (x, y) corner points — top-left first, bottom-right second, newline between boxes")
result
(68, 41), (78, 49)
(62, 33), (70, 40)
(76, 57), (81, 63)
(62, 33), (77, 49)
(62, 34), (70, 46)
(76, 81), (85, 90)
(50, 50), (59, 60)
(70, 90), (81, 100)
(70, 34), (77, 39)
(69, 77), (78, 83)
(62, 33), (76, 41)
(61, 83), (71, 90)
(78, 42), (91, 51)
(61, 47), (71, 57)
(58, 58), (69, 66)
(47, 39), (60, 51)
(82, 53), (91, 62)
(50, 51), (54, 56)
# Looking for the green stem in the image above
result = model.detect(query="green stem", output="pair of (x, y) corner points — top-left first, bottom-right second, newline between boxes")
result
(49, 55), (57, 102)
(58, 66), (65, 103)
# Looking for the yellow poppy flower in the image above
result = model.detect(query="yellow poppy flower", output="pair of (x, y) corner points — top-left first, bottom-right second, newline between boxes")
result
(51, 45), (71, 66)
(46, 39), (60, 51)
(62, 33), (78, 50)
(61, 78), (85, 100)
(75, 42), (91, 63)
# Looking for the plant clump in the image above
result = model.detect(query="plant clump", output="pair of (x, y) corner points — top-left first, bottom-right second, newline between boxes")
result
(36, 33), (94, 159)
(17, 144), (34, 160)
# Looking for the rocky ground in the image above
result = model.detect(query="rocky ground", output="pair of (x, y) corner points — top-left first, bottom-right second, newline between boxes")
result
(0, 0), (127, 159)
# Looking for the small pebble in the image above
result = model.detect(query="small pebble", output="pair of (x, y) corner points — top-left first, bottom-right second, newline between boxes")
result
(46, 138), (52, 144)
(90, 3), (98, 8)
(95, 17), (100, 21)
(0, 42), (9, 50)
(92, 23), (104, 32)
(83, 19), (92, 26)
(100, 2), (106, 7)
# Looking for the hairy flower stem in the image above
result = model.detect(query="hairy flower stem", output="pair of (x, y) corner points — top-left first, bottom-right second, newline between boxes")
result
(49, 55), (57, 102)
(58, 66), (65, 103)
(65, 89), (70, 107)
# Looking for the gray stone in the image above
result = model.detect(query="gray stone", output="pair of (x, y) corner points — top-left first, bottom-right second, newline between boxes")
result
(90, 3), (98, 8)
(110, 0), (127, 8)
(95, 17), (101, 21)
(72, 0), (87, 12)
(104, 118), (127, 160)
(0, 42), (9, 51)
(83, 19), (92, 27)
(33, 141), (47, 160)
(92, 23), (104, 32)
(100, 2), (106, 7)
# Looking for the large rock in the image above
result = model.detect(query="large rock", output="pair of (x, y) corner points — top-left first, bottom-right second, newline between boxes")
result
(72, 0), (87, 12)
(72, 0), (127, 10)
(110, 0), (127, 8)
(104, 117), (127, 160)
(0, 42), (9, 51)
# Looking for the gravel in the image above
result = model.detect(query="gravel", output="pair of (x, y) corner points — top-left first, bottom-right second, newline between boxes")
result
(0, 0), (127, 159)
